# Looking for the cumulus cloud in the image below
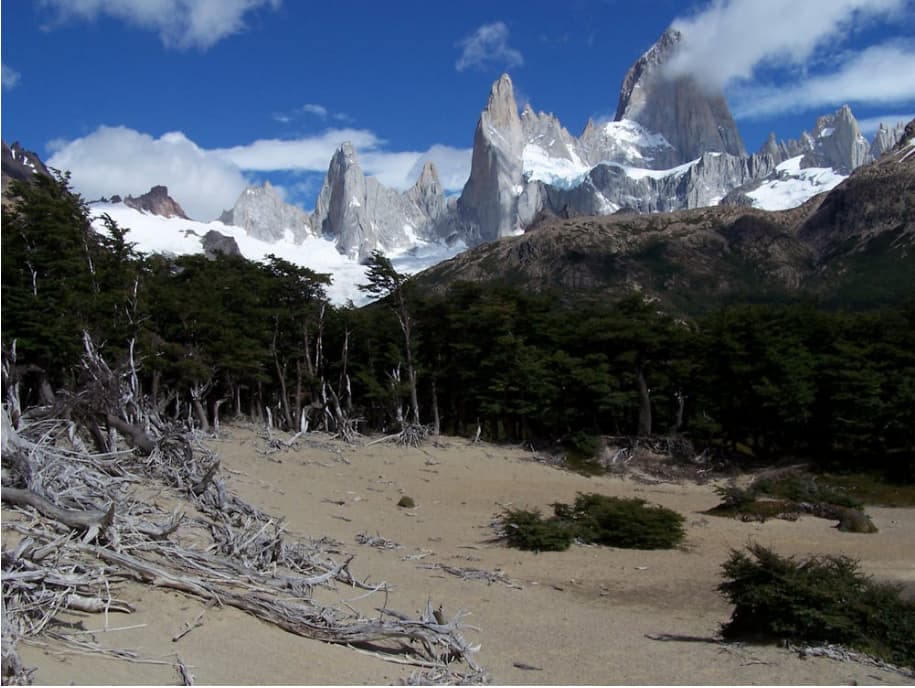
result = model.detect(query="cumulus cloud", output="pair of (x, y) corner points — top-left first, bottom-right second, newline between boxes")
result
(46, 126), (473, 220)
(213, 129), (383, 170)
(455, 21), (524, 72)
(2, 63), (21, 89)
(667, 0), (907, 88)
(730, 42), (915, 118)
(40, 0), (280, 50)
(47, 127), (249, 220)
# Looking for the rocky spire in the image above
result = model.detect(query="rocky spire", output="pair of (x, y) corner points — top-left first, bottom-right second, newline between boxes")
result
(406, 161), (445, 218)
(313, 142), (374, 258)
(220, 180), (312, 243)
(457, 73), (526, 242)
(613, 28), (746, 165)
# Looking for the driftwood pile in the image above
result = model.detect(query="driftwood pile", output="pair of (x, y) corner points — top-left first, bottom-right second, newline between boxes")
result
(1, 339), (484, 685)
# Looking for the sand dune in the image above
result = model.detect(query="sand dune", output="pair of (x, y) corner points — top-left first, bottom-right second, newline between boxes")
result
(15, 425), (915, 685)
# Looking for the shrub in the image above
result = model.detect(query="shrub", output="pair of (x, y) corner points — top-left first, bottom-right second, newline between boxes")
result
(501, 508), (575, 551)
(752, 473), (862, 509)
(397, 496), (415, 508)
(501, 493), (685, 552)
(563, 493), (686, 549)
(719, 544), (915, 667)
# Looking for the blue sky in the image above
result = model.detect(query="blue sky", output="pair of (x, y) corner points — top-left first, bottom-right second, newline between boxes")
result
(2, 0), (914, 220)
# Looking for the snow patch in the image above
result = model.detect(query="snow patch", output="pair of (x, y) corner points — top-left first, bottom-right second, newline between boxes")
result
(819, 127), (835, 138)
(611, 158), (699, 181)
(522, 144), (590, 189)
(747, 157), (846, 211)
(89, 203), (465, 306)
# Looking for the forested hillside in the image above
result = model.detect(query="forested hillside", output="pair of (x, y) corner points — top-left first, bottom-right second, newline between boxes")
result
(3, 173), (913, 480)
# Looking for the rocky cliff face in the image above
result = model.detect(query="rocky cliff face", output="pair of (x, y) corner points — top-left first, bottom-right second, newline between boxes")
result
(124, 185), (189, 219)
(313, 142), (449, 260)
(2, 140), (51, 198)
(456, 74), (527, 243)
(613, 28), (746, 165)
(220, 181), (313, 243)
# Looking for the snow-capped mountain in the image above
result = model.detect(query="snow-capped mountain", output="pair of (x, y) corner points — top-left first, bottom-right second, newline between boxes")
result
(86, 201), (466, 305)
(194, 28), (907, 265)
(6, 27), (909, 302)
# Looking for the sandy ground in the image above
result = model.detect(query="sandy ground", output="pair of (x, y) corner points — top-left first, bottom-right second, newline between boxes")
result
(12, 424), (915, 685)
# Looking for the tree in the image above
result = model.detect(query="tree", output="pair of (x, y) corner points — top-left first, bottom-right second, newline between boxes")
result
(358, 251), (420, 426)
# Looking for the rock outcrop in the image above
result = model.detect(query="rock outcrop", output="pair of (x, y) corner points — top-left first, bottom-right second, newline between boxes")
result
(613, 28), (746, 165)
(313, 142), (449, 260)
(456, 74), (527, 243)
(220, 181), (313, 243)
(124, 185), (189, 219)
(201, 230), (242, 259)
(2, 140), (51, 197)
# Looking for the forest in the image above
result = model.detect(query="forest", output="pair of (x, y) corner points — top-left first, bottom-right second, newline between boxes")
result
(3, 172), (914, 481)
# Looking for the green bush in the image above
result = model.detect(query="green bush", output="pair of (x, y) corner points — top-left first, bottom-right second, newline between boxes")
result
(501, 508), (574, 551)
(752, 473), (862, 509)
(563, 493), (686, 549)
(501, 493), (685, 552)
(397, 496), (415, 508)
(719, 544), (915, 667)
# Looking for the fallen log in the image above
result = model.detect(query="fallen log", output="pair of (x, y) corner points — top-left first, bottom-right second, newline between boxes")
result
(1, 487), (114, 534)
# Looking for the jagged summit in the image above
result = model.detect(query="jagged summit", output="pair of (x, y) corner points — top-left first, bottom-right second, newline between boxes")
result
(613, 28), (746, 164)
(124, 185), (189, 220)
(220, 180), (313, 243)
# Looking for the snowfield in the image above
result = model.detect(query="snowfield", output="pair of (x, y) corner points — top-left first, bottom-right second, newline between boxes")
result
(747, 155), (846, 211)
(89, 203), (466, 306)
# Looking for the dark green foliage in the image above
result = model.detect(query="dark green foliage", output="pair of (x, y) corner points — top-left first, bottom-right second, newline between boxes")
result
(502, 493), (685, 552)
(397, 496), (416, 508)
(719, 545), (915, 667)
(708, 472), (876, 530)
(752, 473), (861, 509)
(563, 493), (686, 549)
(3, 165), (914, 483)
(501, 508), (574, 551)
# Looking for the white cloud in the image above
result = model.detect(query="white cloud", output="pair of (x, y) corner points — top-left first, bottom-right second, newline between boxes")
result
(40, 0), (280, 50)
(47, 126), (249, 220)
(2, 63), (21, 89)
(301, 104), (329, 118)
(46, 126), (473, 220)
(213, 129), (383, 170)
(667, 0), (907, 90)
(455, 21), (524, 72)
(407, 145), (474, 191)
(730, 43), (915, 118)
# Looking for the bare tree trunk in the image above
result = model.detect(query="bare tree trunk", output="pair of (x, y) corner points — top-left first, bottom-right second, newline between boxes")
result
(272, 320), (293, 430)
(431, 379), (441, 436)
(190, 384), (210, 433)
(672, 390), (685, 435)
(636, 365), (652, 437)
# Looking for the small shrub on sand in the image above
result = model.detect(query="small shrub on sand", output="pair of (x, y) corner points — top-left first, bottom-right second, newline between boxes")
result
(397, 496), (415, 508)
(501, 508), (574, 551)
(719, 544), (915, 668)
(501, 493), (685, 552)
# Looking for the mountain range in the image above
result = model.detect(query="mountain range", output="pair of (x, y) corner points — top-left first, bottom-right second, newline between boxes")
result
(2, 28), (911, 304)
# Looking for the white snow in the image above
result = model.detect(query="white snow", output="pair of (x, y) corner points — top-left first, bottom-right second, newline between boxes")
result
(819, 127), (835, 138)
(511, 184), (524, 196)
(349, 197), (361, 208)
(611, 158), (699, 181)
(522, 143), (591, 189)
(601, 120), (672, 151)
(746, 156), (846, 211)
(89, 203), (465, 306)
